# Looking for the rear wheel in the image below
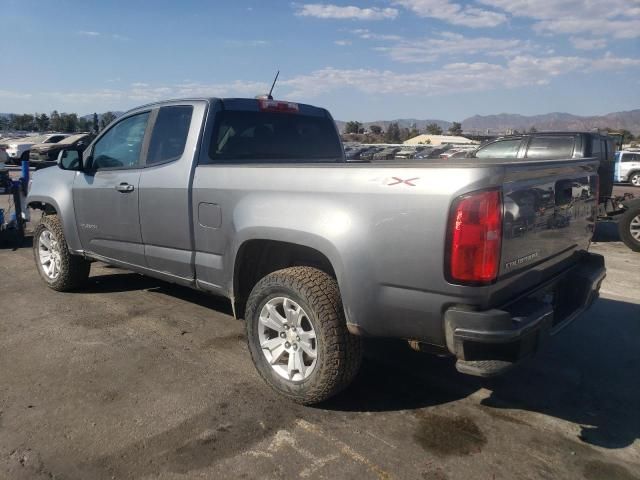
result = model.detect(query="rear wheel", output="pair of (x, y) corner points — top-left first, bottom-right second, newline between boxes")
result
(618, 206), (640, 252)
(630, 173), (640, 187)
(33, 215), (91, 291)
(245, 267), (362, 405)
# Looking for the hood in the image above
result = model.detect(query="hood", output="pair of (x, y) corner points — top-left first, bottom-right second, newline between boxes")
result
(30, 143), (58, 152)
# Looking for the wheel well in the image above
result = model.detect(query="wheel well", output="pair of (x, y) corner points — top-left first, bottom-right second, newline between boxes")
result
(233, 240), (337, 319)
(28, 202), (57, 215)
(628, 170), (640, 179)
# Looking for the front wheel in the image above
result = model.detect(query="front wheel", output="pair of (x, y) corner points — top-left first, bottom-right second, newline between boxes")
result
(618, 206), (640, 252)
(245, 267), (362, 405)
(630, 173), (640, 187)
(33, 214), (91, 291)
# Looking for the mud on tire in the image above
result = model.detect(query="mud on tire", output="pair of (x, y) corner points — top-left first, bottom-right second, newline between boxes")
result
(33, 214), (91, 291)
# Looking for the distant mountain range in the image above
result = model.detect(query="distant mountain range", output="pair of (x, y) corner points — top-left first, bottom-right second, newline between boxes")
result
(337, 109), (640, 135)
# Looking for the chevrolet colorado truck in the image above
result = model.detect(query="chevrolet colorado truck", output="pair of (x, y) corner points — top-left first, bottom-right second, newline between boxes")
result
(27, 98), (606, 404)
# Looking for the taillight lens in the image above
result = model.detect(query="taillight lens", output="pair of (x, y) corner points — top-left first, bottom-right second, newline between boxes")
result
(447, 189), (502, 285)
(258, 99), (299, 113)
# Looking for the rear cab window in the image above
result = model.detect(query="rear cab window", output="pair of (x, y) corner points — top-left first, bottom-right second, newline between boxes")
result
(146, 105), (193, 166)
(474, 138), (522, 159)
(525, 136), (575, 159)
(205, 100), (343, 164)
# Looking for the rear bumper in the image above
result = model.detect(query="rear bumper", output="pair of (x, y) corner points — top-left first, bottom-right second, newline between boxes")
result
(444, 252), (605, 376)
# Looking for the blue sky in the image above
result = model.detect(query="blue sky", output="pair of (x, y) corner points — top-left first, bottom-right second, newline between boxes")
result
(1, 0), (639, 121)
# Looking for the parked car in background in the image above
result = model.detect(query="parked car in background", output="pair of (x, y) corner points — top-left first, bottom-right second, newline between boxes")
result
(372, 146), (401, 160)
(345, 146), (371, 161)
(5, 134), (69, 165)
(615, 150), (640, 187)
(394, 146), (427, 160)
(29, 133), (95, 169)
(359, 146), (384, 160)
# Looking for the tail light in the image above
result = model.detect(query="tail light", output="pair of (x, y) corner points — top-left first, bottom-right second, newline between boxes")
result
(446, 189), (502, 285)
(258, 99), (299, 113)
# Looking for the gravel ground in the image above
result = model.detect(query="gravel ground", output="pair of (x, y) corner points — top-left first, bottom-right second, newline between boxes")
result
(0, 183), (638, 480)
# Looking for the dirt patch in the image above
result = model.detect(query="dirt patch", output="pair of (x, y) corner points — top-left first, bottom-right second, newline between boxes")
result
(583, 460), (639, 480)
(200, 333), (246, 350)
(414, 413), (487, 456)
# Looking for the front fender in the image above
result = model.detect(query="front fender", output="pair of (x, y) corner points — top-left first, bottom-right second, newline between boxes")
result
(27, 169), (82, 253)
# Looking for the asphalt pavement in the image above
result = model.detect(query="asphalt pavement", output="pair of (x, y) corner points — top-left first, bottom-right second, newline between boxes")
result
(0, 188), (638, 480)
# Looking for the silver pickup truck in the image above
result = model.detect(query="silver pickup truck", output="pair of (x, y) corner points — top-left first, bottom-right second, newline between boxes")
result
(27, 97), (606, 404)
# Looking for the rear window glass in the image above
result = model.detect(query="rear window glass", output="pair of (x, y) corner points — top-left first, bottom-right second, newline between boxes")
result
(475, 139), (522, 159)
(147, 105), (193, 165)
(526, 136), (575, 159)
(207, 110), (342, 163)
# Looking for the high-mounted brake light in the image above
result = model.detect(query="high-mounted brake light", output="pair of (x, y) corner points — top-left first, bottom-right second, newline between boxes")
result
(447, 189), (502, 284)
(258, 99), (299, 113)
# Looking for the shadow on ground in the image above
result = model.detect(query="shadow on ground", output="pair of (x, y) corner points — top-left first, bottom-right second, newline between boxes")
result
(592, 221), (621, 243)
(320, 297), (640, 450)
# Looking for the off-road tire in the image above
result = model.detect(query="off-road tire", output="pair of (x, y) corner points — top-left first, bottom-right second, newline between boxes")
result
(246, 267), (363, 405)
(33, 214), (91, 291)
(618, 206), (640, 252)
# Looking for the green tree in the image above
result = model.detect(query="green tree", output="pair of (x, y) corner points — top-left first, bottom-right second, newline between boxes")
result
(448, 122), (463, 136)
(529, 126), (538, 133)
(60, 113), (79, 132)
(92, 112), (99, 134)
(78, 117), (90, 132)
(100, 111), (118, 131)
(36, 113), (50, 131)
(426, 123), (443, 135)
(407, 126), (420, 140)
(344, 121), (363, 134)
(384, 122), (401, 143)
(50, 110), (63, 131)
(619, 129), (635, 143)
(10, 114), (35, 131)
(369, 125), (382, 135)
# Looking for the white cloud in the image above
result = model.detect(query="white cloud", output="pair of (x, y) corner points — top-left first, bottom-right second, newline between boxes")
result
(3, 54), (638, 112)
(0, 90), (32, 99)
(570, 37), (607, 50)
(281, 54), (638, 98)
(334, 40), (352, 46)
(296, 4), (399, 20)
(351, 29), (403, 41)
(478, 0), (640, 39)
(374, 32), (530, 63)
(393, 0), (507, 27)
(78, 31), (100, 37)
(592, 52), (640, 70)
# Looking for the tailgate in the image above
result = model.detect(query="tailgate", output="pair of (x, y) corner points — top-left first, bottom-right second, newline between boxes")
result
(500, 159), (598, 277)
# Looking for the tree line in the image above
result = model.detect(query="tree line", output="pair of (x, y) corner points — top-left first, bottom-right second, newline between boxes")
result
(0, 111), (119, 134)
(343, 120), (463, 143)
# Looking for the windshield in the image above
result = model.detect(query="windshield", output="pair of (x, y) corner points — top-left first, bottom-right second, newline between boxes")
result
(208, 110), (343, 163)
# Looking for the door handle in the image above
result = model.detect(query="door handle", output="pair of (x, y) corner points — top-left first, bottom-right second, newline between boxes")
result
(115, 183), (134, 193)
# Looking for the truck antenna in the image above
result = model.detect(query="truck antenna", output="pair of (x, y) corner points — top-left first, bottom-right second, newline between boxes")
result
(267, 71), (280, 100)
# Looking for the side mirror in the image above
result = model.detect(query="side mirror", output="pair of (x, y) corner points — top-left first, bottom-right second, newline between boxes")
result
(57, 148), (84, 171)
